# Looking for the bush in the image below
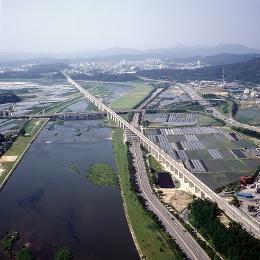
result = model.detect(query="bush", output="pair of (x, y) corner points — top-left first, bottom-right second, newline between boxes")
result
(17, 247), (33, 260)
(54, 247), (72, 260)
(1, 232), (19, 251)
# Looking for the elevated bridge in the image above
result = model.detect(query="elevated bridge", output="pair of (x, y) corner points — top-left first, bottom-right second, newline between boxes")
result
(64, 72), (260, 238)
(0, 109), (144, 120)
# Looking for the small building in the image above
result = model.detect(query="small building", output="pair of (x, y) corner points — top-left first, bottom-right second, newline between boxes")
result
(240, 176), (255, 186)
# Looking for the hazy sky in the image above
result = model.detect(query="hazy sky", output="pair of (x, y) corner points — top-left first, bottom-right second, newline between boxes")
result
(1, 0), (260, 53)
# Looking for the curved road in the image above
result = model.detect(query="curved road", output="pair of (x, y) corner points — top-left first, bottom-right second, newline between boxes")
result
(129, 141), (210, 260)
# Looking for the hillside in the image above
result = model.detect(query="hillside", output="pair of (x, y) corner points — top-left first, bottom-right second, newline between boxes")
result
(0, 63), (69, 79)
(138, 57), (260, 83)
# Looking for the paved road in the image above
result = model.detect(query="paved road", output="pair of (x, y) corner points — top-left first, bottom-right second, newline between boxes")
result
(129, 140), (210, 260)
(180, 84), (260, 134)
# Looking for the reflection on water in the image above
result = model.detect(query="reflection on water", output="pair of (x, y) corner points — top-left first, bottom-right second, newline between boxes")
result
(0, 119), (138, 260)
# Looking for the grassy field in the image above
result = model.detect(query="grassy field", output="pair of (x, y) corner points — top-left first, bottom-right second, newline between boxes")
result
(197, 114), (224, 126)
(112, 128), (184, 260)
(111, 83), (153, 109)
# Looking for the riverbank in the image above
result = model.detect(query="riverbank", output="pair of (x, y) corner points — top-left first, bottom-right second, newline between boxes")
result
(111, 128), (184, 260)
(0, 95), (84, 188)
(0, 119), (48, 189)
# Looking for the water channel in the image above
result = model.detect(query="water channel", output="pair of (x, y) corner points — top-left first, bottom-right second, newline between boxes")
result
(0, 100), (138, 259)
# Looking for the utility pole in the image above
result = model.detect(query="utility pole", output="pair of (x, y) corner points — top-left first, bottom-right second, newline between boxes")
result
(222, 68), (225, 90)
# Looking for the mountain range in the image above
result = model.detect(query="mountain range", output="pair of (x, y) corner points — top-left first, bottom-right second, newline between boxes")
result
(1, 44), (259, 63)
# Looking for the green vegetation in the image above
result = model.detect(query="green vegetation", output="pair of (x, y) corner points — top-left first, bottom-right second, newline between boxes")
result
(0, 93), (21, 104)
(137, 57), (260, 84)
(217, 101), (232, 115)
(231, 101), (239, 116)
(230, 196), (240, 207)
(54, 247), (73, 260)
(17, 247), (33, 260)
(197, 114), (225, 126)
(253, 165), (260, 178)
(112, 128), (185, 260)
(0, 119), (47, 184)
(87, 163), (118, 187)
(1, 232), (19, 252)
(147, 155), (163, 184)
(164, 101), (204, 112)
(148, 155), (163, 173)
(189, 199), (260, 260)
(111, 83), (153, 109)
(73, 72), (138, 82)
(231, 126), (260, 139)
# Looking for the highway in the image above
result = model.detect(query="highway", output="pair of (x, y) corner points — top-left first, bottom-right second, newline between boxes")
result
(180, 84), (260, 134)
(64, 73), (260, 238)
(129, 140), (210, 260)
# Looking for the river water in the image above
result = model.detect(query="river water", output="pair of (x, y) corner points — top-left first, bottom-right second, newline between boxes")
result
(0, 101), (138, 259)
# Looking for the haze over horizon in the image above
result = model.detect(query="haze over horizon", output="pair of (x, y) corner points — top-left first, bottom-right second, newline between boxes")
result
(1, 0), (260, 53)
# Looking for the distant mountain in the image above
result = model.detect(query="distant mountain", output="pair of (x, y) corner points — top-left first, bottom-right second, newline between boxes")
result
(174, 53), (260, 66)
(78, 44), (260, 58)
(200, 53), (260, 66)
(138, 57), (260, 84)
(146, 44), (260, 58)
(1, 44), (259, 62)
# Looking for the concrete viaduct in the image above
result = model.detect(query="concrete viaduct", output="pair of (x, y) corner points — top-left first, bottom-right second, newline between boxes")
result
(64, 73), (260, 238)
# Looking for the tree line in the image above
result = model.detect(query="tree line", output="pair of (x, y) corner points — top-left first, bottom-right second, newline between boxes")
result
(189, 199), (260, 260)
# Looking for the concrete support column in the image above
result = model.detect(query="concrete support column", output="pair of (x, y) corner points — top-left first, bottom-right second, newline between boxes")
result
(189, 181), (194, 188)
(194, 186), (200, 194)
(165, 161), (170, 168)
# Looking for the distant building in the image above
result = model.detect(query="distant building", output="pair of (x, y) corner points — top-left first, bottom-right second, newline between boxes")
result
(244, 88), (250, 94)
(250, 91), (256, 99)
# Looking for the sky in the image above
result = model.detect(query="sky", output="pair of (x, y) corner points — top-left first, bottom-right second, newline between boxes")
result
(0, 0), (260, 53)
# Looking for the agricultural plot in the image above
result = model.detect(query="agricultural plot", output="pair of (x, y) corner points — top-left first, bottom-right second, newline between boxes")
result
(144, 113), (197, 126)
(146, 126), (260, 189)
(147, 85), (190, 109)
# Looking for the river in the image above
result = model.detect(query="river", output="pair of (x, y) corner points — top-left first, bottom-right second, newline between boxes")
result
(0, 101), (138, 259)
